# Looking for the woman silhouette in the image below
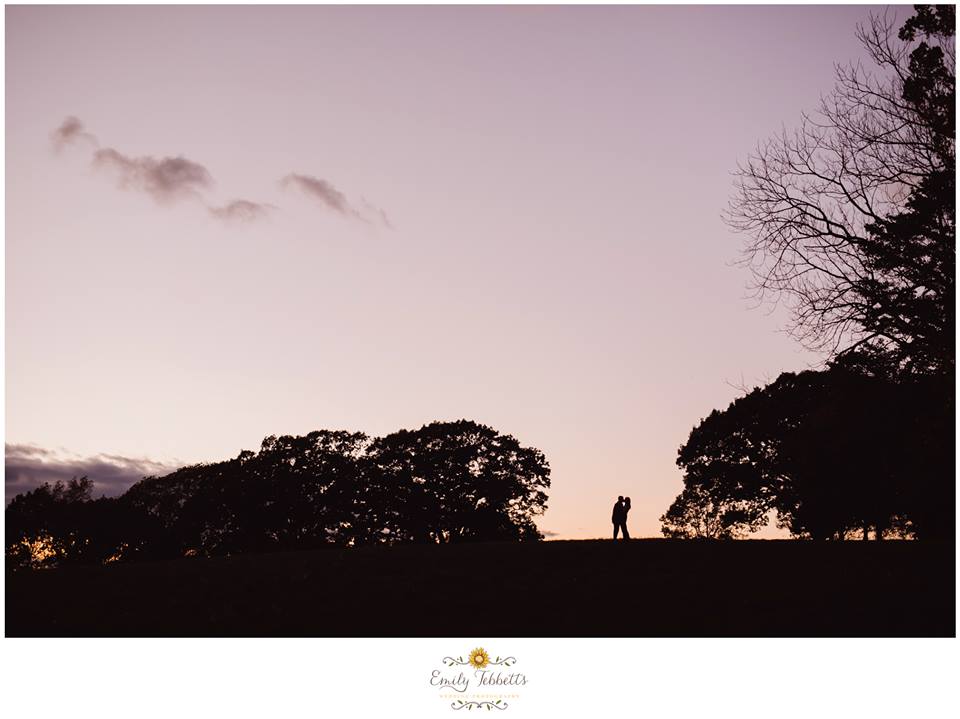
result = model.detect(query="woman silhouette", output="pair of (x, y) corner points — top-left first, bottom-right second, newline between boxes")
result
(621, 497), (631, 539)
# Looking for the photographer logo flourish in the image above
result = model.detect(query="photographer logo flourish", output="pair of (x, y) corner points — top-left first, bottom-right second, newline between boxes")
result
(430, 647), (528, 711)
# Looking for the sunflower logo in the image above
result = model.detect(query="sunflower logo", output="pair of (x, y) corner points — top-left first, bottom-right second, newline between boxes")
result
(468, 647), (490, 669)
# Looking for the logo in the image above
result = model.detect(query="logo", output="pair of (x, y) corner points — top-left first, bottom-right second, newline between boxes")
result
(429, 647), (529, 711)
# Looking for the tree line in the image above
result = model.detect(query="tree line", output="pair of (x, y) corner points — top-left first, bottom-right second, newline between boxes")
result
(6, 420), (551, 569)
(662, 6), (954, 540)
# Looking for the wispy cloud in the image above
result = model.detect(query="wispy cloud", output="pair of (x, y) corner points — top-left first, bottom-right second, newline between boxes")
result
(281, 173), (392, 227)
(5, 443), (179, 501)
(50, 117), (388, 228)
(208, 199), (275, 222)
(361, 197), (394, 229)
(280, 173), (353, 215)
(50, 116), (99, 152)
(93, 148), (214, 204)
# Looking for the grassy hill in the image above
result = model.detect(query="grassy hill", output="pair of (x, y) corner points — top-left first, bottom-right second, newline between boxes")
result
(6, 539), (954, 637)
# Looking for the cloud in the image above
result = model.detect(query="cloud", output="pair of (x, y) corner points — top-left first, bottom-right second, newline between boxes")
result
(361, 197), (394, 229)
(50, 116), (99, 152)
(50, 119), (391, 229)
(281, 173), (393, 228)
(93, 148), (214, 204)
(280, 173), (353, 214)
(5, 444), (179, 502)
(208, 199), (275, 223)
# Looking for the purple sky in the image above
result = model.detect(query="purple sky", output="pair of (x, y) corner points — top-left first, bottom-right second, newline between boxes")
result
(5, 4), (888, 537)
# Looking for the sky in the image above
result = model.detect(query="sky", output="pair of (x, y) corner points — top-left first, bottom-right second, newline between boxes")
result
(5, 4), (888, 538)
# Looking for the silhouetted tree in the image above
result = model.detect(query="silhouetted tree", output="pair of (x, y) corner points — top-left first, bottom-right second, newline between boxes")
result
(125, 430), (371, 556)
(9, 420), (552, 567)
(366, 420), (550, 543)
(663, 368), (949, 540)
(669, 6), (956, 542)
(727, 6), (954, 376)
(6, 478), (173, 568)
(6, 478), (94, 568)
(661, 485), (767, 539)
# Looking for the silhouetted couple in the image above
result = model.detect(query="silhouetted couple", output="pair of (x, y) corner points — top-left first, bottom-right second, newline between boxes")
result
(612, 495), (631, 539)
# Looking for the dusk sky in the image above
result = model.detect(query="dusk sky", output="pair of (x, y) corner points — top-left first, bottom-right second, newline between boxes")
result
(6, 4), (888, 538)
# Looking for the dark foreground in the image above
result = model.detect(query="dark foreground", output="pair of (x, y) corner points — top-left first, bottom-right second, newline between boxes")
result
(6, 539), (955, 637)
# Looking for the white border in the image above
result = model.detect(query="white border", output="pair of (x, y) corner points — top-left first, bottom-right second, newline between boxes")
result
(2, 2), (957, 718)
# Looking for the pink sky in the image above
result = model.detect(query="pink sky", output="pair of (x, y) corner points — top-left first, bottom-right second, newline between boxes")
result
(5, 4), (887, 538)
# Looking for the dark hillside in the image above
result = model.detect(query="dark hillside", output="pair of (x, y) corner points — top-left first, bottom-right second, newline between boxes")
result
(6, 539), (954, 637)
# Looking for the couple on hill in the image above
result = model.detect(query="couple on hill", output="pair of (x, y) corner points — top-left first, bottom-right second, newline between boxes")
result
(612, 496), (631, 540)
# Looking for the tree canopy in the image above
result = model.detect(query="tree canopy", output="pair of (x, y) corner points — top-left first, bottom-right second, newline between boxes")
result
(6, 420), (551, 569)
(662, 368), (951, 540)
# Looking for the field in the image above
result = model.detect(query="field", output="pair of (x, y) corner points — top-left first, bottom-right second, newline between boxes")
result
(6, 539), (954, 637)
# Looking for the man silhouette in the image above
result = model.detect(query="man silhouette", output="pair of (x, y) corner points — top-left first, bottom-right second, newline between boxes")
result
(612, 496), (629, 540)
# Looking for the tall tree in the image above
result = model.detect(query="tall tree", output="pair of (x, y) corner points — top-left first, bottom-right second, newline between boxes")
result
(726, 6), (955, 375)
(664, 6), (955, 540)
